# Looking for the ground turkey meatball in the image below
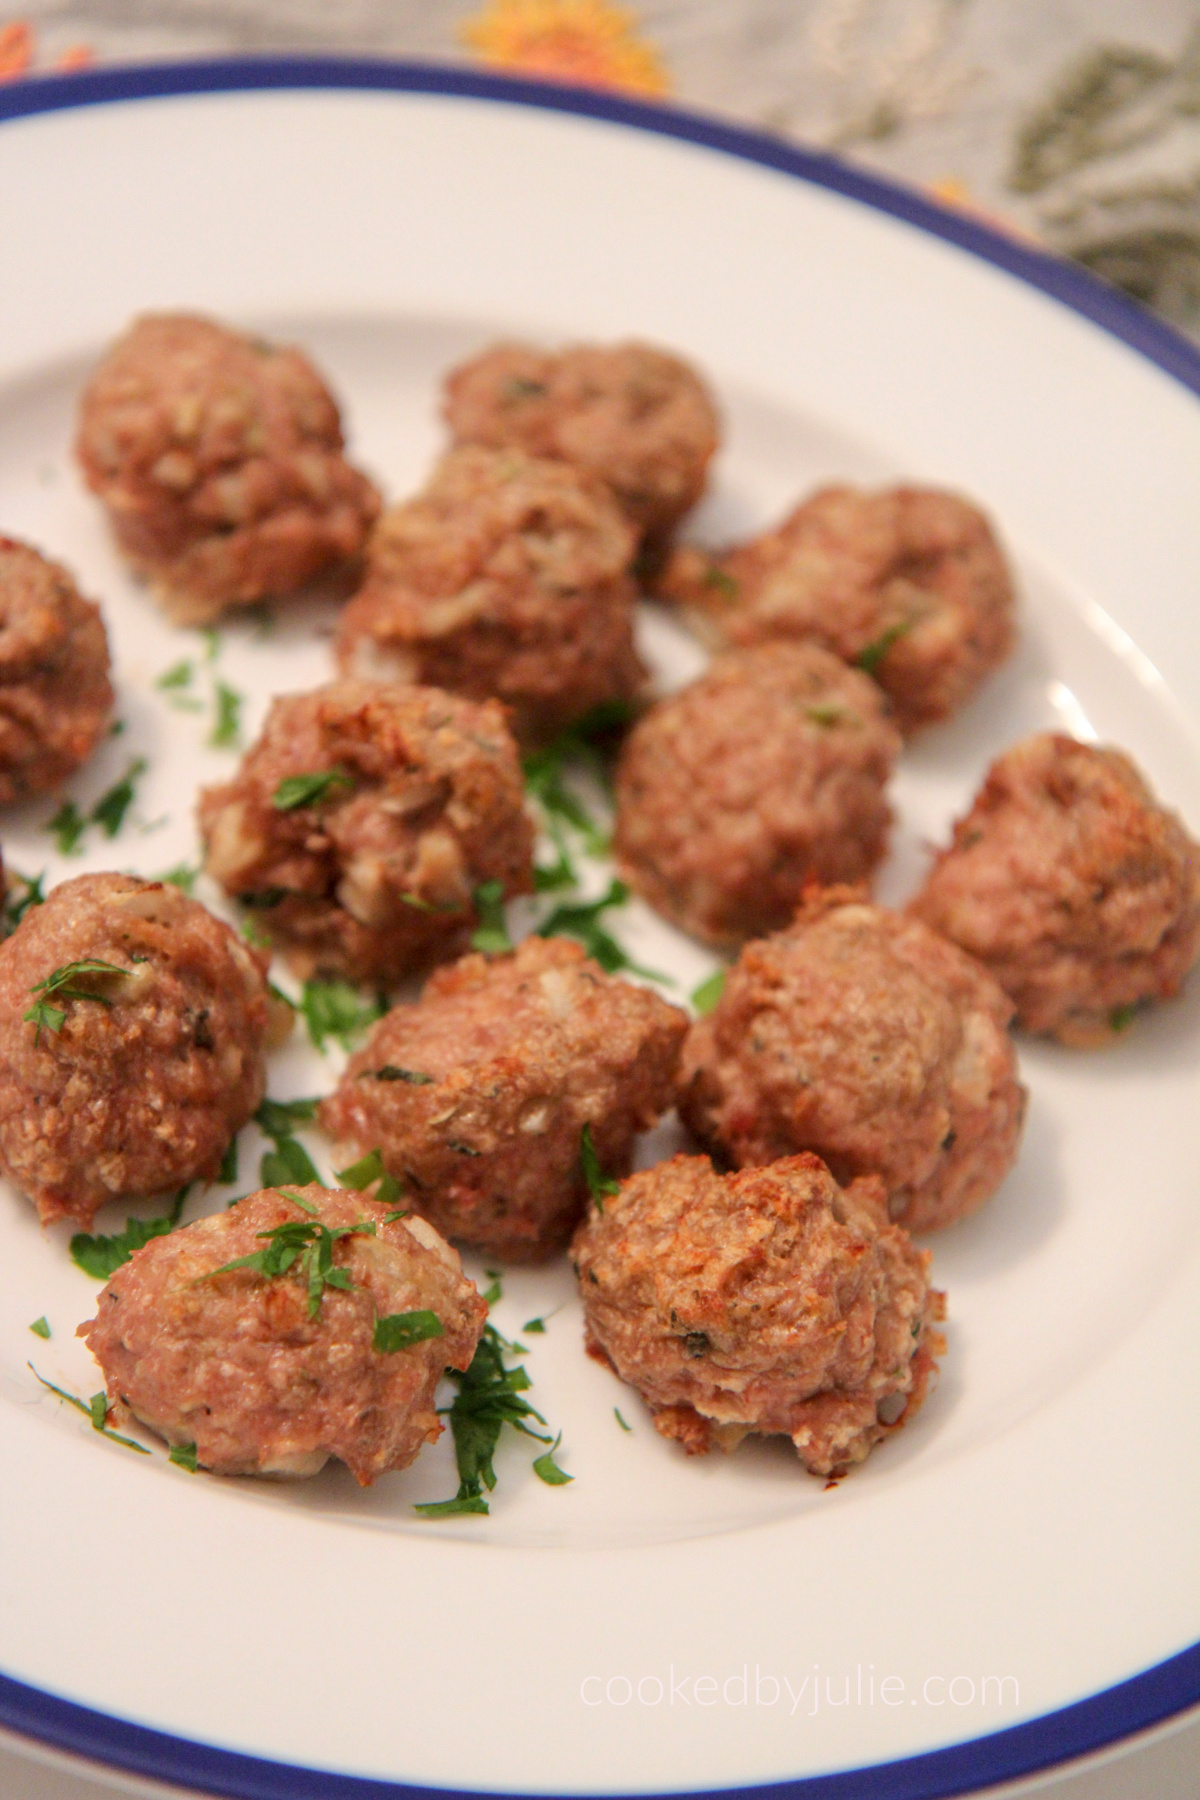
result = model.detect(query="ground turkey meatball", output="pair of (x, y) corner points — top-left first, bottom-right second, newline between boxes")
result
(442, 340), (719, 558)
(678, 888), (1025, 1233)
(0, 873), (271, 1228)
(0, 538), (113, 801)
(198, 679), (535, 987)
(658, 485), (1016, 732)
(613, 643), (899, 948)
(79, 1183), (486, 1484)
(909, 733), (1200, 1046)
(76, 314), (380, 623)
(574, 1152), (945, 1477)
(335, 445), (645, 747)
(320, 935), (688, 1262)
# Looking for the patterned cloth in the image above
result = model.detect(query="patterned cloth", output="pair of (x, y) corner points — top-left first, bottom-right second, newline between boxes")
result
(4, 0), (1200, 341)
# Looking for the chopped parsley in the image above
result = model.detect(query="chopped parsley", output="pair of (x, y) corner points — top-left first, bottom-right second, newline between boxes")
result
(362, 1064), (434, 1085)
(1109, 1003), (1140, 1032)
(28, 1316), (50, 1339)
(208, 680), (243, 749)
(538, 879), (665, 981)
(169, 1441), (199, 1472)
(505, 375), (548, 400)
(70, 1185), (190, 1279)
(533, 818), (579, 893)
(301, 979), (384, 1053)
(335, 1147), (402, 1207)
(218, 1138), (239, 1185)
(532, 1432), (573, 1486)
(854, 618), (913, 675)
(155, 658), (194, 691)
(4, 869), (46, 930)
(414, 1325), (553, 1518)
(29, 1365), (149, 1454)
(523, 1316), (547, 1335)
(92, 757), (148, 838)
(157, 861), (199, 894)
(25, 958), (128, 1040)
(522, 708), (632, 859)
(702, 564), (740, 599)
(580, 1123), (620, 1211)
(482, 1269), (502, 1306)
(208, 1190), (374, 1319)
(256, 1095), (319, 1138)
(272, 769), (355, 811)
(470, 879), (512, 955)
(261, 1135), (321, 1189)
(373, 1310), (443, 1353)
(614, 1407), (632, 1432)
(691, 969), (726, 1016)
(805, 703), (851, 728)
(46, 800), (86, 855)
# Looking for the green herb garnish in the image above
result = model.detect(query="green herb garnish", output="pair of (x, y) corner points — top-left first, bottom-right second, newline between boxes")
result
(70, 1186), (190, 1279)
(28, 1316), (50, 1339)
(209, 681), (242, 748)
(538, 879), (665, 981)
(806, 703), (849, 728)
(373, 1310), (444, 1353)
(92, 757), (148, 838)
(414, 1324), (552, 1518)
(25, 958), (128, 1040)
(158, 861), (199, 894)
(854, 618), (913, 675)
(156, 659), (194, 691)
(702, 564), (740, 599)
(471, 879), (513, 955)
(261, 1135), (321, 1189)
(46, 800), (86, 855)
(301, 979), (384, 1053)
(218, 1138), (239, 1185)
(4, 870), (46, 929)
(1109, 1003), (1139, 1032)
(208, 1192), (374, 1319)
(532, 1432), (573, 1486)
(482, 1269), (502, 1306)
(614, 1407), (632, 1432)
(691, 969), (726, 1016)
(256, 1096), (319, 1138)
(580, 1123), (620, 1212)
(272, 769), (355, 811)
(169, 1441), (199, 1472)
(363, 1065), (434, 1085)
(335, 1147), (402, 1207)
(523, 1317), (547, 1335)
(29, 1365), (149, 1453)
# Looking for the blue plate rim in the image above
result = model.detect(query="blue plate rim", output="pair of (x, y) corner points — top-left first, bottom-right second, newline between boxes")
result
(1, 52), (1198, 1800)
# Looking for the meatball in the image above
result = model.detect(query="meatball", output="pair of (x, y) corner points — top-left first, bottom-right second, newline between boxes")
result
(908, 733), (1200, 1046)
(574, 1152), (944, 1477)
(0, 537), (113, 801)
(79, 1183), (486, 1484)
(335, 446), (645, 748)
(198, 680), (534, 987)
(0, 873), (271, 1228)
(678, 887), (1026, 1233)
(658, 485), (1016, 732)
(613, 643), (900, 948)
(442, 340), (719, 557)
(76, 313), (380, 623)
(320, 935), (688, 1262)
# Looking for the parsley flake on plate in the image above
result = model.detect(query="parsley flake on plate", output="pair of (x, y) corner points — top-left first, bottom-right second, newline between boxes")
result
(70, 1185), (190, 1279)
(28, 1365), (149, 1454)
(301, 980), (384, 1053)
(580, 1123), (620, 1212)
(169, 1441), (199, 1472)
(414, 1324), (554, 1519)
(691, 969), (726, 1016)
(28, 1316), (50, 1339)
(93, 757), (148, 838)
(336, 1147), (402, 1208)
(532, 1432), (574, 1486)
(470, 879), (512, 955)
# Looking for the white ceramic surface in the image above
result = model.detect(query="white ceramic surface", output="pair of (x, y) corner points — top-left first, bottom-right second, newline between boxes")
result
(0, 78), (1198, 1798)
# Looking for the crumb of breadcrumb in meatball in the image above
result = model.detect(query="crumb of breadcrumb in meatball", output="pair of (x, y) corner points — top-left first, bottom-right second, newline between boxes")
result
(678, 886), (1026, 1233)
(573, 1152), (945, 1478)
(658, 485), (1016, 732)
(76, 313), (380, 623)
(335, 445), (646, 748)
(442, 340), (719, 558)
(198, 678), (535, 987)
(79, 1183), (486, 1484)
(0, 873), (271, 1228)
(0, 537), (113, 801)
(613, 643), (900, 948)
(908, 732), (1200, 1046)
(320, 935), (688, 1262)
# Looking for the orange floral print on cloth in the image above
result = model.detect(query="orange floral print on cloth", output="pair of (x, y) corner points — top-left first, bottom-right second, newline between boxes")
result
(0, 20), (93, 80)
(461, 0), (670, 97)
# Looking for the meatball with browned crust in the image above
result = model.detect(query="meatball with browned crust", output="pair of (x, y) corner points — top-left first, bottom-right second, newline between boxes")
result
(0, 873), (271, 1228)
(442, 340), (719, 558)
(335, 446), (645, 748)
(76, 314), (380, 624)
(79, 1183), (486, 1484)
(614, 643), (900, 948)
(0, 538), (113, 801)
(320, 935), (688, 1262)
(574, 1152), (945, 1477)
(198, 679), (535, 987)
(658, 485), (1016, 732)
(678, 888), (1025, 1233)
(909, 733), (1200, 1046)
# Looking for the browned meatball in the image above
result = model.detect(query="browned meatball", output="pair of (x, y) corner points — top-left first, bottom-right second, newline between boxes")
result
(79, 1183), (486, 1484)
(0, 873), (271, 1228)
(909, 733), (1200, 1046)
(198, 679), (535, 987)
(658, 485), (1016, 732)
(613, 643), (899, 948)
(0, 537), (113, 801)
(574, 1152), (945, 1477)
(335, 446), (645, 748)
(678, 888), (1025, 1233)
(442, 340), (719, 556)
(320, 935), (688, 1262)
(76, 314), (380, 623)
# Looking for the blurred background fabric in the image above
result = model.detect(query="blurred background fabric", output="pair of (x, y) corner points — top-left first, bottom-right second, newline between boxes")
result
(3, 1), (1200, 342)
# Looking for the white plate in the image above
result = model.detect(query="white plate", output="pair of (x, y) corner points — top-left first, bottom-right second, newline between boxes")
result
(1, 61), (1199, 1800)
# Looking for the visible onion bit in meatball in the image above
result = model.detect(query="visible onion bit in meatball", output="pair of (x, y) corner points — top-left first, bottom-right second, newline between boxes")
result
(574, 1152), (945, 1477)
(909, 732), (1200, 1046)
(614, 643), (900, 948)
(320, 935), (688, 1262)
(679, 887), (1026, 1233)
(0, 537), (113, 802)
(76, 313), (380, 623)
(658, 485), (1016, 732)
(79, 1184), (486, 1483)
(335, 446), (645, 747)
(0, 873), (271, 1228)
(442, 340), (719, 556)
(198, 679), (535, 987)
